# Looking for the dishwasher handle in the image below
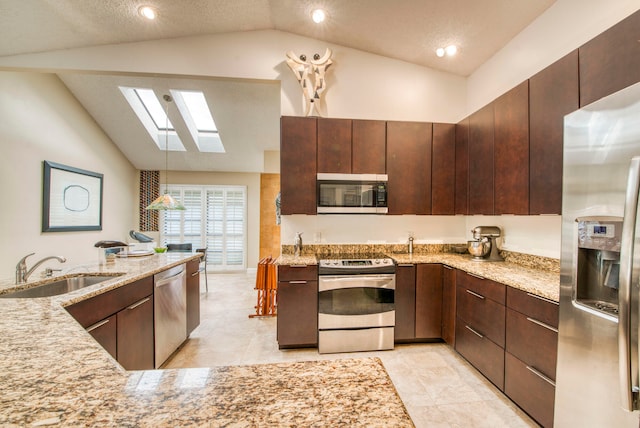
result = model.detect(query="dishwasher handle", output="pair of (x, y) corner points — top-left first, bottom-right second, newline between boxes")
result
(154, 264), (185, 287)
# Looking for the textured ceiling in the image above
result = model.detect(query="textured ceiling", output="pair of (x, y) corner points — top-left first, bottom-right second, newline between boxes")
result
(2, 0), (556, 172)
(0, 0), (555, 76)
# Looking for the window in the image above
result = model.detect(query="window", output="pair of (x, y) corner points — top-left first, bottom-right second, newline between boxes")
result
(171, 90), (225, 153)
(160, 185), (247, 270)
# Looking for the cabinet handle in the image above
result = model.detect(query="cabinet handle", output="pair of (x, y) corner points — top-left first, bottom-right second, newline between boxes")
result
(87, 318), (110, 332)
(443, 265), (453, 270)
(127, 297), (151, 310)
(468, 272), (484, 280)
(191, 271), (199, 277)
(289, 280), (308, 284)
(526, 365), (556, 387)
(290, 265), (308, 268)
(465, 325), (484, 338)
(526, 317), (558, 333)
(397, 264), (414, 267)
(526, 292), (559, 306)
(466, 289), (485, 300)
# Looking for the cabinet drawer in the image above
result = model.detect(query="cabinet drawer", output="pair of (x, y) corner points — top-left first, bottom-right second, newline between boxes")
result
(455, 318), (505, 391)
(505, 352), (555, 428)
(456, 284), (505, 347)
(456, 270), (505, 304)
(506, 308), (558, 380)
(66, 277), (154, 328)
(278, 265), (318, 282)
(507, 287), (559, 328)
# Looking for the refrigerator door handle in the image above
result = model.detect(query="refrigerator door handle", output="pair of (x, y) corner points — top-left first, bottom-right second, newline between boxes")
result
(619, 156), (640, 411)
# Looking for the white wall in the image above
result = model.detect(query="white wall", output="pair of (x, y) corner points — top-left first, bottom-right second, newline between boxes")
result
(0, 71), (137, 280)
(467, 0), (640, 113)
(0, 30), (467, 124)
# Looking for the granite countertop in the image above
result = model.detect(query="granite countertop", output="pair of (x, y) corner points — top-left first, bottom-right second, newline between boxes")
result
(276, 251), (559, 302)
(1, 253), (412, 426)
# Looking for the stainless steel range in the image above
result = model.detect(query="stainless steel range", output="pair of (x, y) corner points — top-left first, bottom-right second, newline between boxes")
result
(318, 253), (395, 354)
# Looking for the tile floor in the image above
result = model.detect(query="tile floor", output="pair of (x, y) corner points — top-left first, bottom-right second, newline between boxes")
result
(164, 272), (538, 428)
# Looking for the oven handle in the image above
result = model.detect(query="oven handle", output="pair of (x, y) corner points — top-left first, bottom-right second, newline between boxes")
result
(318, 274), (396, 292)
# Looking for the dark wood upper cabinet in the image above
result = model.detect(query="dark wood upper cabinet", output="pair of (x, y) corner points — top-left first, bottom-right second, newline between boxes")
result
(386, 121), (432, 215)
(431, 123), (456, 215)
(455, 117), (469, 215)
(280, 116), (317, 215)
(494, 81), (530, 215)
(317, 118), (352, 173)
(468, 104), (494, 215)
(529, 50), (579, 215)
(579, 9), (640, 107)
(352, 119), (386, 174)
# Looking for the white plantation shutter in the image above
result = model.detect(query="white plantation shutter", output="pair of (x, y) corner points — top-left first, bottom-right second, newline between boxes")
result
(160, 185), (246, 270)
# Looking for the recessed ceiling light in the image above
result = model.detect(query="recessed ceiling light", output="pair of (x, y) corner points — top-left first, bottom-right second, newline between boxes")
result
(138, 6), (157, 20)
(436, 48), (445, 57)
(445, 45), (458, 56)
(311, 8), (326, 24)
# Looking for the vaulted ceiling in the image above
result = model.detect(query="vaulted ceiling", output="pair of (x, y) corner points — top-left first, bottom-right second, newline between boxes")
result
(1, 0), (556, 172)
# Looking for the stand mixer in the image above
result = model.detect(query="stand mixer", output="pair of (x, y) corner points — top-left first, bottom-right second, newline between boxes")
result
(468, 226), (505, 262)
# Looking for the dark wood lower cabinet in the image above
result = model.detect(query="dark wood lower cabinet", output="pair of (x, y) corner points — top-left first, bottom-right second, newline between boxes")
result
(505, 352), (555, 428)
(415, 264), (442, 339)
(456, 283), (505, 347)
(455, 318), (505, 391)
(117, 296), (154, 370)
(186, 259), (200, 336)
(277, 265), (318, 348)
(441, 265), (456, 345)
(86, 314), (117, 360)
(394, 264), (416, 341)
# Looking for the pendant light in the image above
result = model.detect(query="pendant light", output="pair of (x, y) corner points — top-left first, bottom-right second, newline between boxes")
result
(146, 94), (186, 211)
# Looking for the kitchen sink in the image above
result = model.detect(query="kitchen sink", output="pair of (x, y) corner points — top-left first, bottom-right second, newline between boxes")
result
(0, 274), (124, 298)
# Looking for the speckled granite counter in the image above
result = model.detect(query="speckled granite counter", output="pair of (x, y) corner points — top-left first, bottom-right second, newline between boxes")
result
(276, 246), (559, 302)
(0, 253), (412, 426)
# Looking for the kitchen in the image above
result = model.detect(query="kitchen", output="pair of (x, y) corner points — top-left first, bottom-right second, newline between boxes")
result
(1, 1), (640, 426)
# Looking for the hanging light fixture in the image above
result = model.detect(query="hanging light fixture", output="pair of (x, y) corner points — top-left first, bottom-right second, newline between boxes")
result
(146, 94), (186, 211)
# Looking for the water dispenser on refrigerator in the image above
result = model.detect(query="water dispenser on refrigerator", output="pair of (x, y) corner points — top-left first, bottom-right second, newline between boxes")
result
(574, 217), (622, 319)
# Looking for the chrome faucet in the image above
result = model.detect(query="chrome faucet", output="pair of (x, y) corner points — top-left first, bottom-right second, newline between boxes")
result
(16, 253), (67, 284)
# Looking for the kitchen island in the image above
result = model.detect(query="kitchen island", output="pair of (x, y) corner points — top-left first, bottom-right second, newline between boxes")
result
(0, 253), (413, 426)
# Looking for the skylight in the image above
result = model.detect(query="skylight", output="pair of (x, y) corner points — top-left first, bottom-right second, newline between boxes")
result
(171, 90), (225, 153)
(120, 86), (185, 151)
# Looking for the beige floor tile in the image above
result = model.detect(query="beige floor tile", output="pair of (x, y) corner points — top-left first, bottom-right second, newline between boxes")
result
(164, 273), (539, 428)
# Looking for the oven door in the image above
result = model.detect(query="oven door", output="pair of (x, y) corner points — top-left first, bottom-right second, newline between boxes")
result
(318, 274), (395, 329)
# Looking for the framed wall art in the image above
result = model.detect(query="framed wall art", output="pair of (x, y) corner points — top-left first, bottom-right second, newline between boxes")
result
(42, 161), (103, 232)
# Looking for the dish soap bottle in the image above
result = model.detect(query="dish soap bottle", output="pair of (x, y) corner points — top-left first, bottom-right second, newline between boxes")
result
(294, 232), (303, 257)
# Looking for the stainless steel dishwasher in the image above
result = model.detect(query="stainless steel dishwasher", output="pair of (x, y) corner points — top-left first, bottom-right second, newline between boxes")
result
(154, 264), (187, 368)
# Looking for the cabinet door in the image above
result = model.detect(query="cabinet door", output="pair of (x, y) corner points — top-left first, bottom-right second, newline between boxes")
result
(456, 285), (506, 348)
(579, 10), (640, 107)
(431, 123), (456, 215)
(117, 295), (154, 370)
(415, 264), (443, 339)
(394, 264), (416, 341)
(280, 116), (317, 215)
(494, 81), (529, 215)
(86, 314), (117, 360)
(529, 50), (579, 215)
(277, 280), (318, 348)
(441, 265), (456, 346)
(456, 319), (505, 391)
(352, 119), (386, 174)
(386, 121), (432, 215)
(468, 104), (494, 215)
(186, 259), (200, 336)
(505, 352), (555, 428)
(455, 117), (469, 215)
(317, 118), (352, 173)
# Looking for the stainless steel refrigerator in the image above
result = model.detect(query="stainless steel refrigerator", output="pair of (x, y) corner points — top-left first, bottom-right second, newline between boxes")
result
(556, 81), (640, 427)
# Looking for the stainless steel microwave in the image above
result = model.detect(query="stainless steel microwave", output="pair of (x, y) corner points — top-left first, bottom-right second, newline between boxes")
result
(317, 173), (388, 214)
